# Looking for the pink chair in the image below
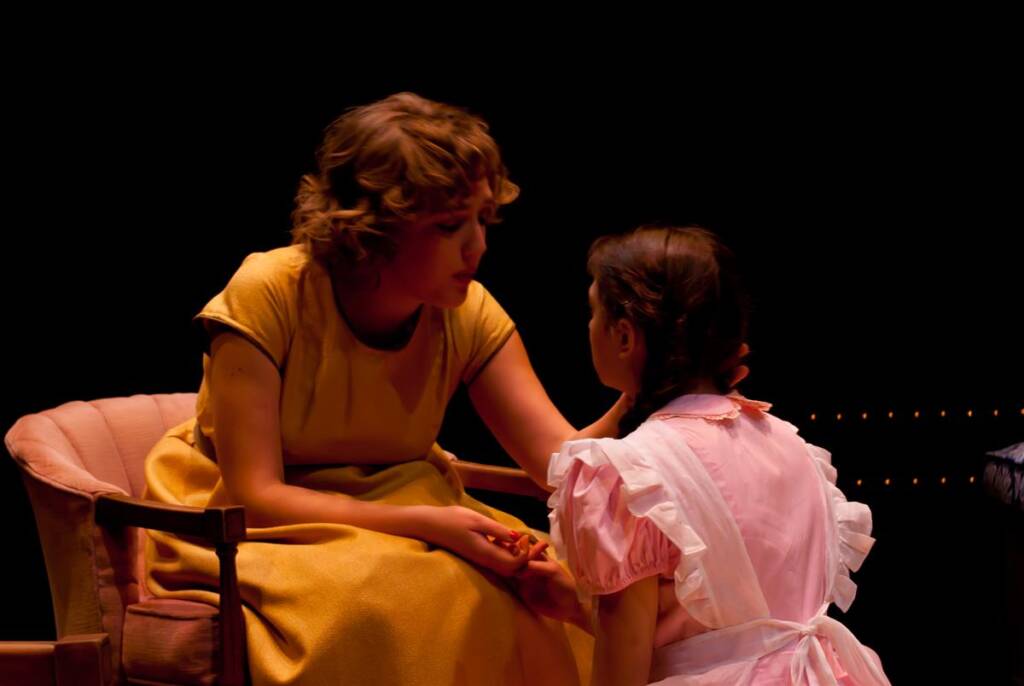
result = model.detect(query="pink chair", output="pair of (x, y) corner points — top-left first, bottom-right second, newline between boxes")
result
(3, 393), (546, 685)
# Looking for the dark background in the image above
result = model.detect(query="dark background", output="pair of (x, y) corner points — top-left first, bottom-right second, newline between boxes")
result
(4, 48), (1021, 684)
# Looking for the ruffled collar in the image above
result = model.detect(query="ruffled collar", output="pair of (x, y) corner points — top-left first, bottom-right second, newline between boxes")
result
(650, 393), (772, 422)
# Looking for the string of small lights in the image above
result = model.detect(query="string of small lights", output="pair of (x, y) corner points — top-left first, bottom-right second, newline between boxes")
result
(807, 407), (1022, 422)
(801, 405), (1021, 489)
(852, 475), (979, 488)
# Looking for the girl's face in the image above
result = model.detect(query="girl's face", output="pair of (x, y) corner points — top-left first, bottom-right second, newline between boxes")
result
(588, 281), (645, 394)
(381, 179), (496, 308)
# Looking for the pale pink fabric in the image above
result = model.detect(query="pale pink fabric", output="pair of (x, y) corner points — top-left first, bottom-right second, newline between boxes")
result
(122, 599), (219, 686)
(5, 393), (219, 684)
(548, 394), (889, 685)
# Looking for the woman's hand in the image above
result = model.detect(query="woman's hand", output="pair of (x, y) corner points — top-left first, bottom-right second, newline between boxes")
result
(721, 342), (751, 389)
(415, 505), (529, 577)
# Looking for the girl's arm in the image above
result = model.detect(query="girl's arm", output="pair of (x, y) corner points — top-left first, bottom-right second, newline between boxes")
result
(592, 576), (659, 686)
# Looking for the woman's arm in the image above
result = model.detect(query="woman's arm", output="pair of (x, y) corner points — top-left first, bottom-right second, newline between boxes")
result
(468, 332), (629, 486)
(208, 330), (526, 575)
(591, 576), (659, 686)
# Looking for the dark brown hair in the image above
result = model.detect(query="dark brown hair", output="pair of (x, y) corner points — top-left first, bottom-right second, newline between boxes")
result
(588, 225), (750, 433)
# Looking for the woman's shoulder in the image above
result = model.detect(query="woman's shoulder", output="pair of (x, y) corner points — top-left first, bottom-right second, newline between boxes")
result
(199, 245), (317, 353)
(448, 280), (503, 320)
(442, 280), (516, 365)
(233, 244), (314, 282)
(215, 245), (324, 311)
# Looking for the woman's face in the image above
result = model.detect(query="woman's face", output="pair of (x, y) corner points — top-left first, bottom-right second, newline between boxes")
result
(382, 179), (496, 308)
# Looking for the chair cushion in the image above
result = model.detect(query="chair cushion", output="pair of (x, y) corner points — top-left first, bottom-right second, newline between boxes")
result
(122, 599), (220, 686)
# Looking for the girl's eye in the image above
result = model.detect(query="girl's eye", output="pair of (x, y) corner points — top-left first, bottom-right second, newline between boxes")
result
(437, 220), (462, 234)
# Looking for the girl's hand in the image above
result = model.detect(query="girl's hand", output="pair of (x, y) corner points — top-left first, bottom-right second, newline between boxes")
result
(512, 544), (588, 629)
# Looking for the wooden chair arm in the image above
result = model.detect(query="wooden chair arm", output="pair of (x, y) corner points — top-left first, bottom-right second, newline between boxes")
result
(0, 633), (112, 686)
(451, 461), (552, 502)
(94, 494), (247, 686)
(94, 493), (245, 544)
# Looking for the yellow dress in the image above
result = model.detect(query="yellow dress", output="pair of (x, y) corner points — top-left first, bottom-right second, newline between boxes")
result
(144, 245), (592, 685)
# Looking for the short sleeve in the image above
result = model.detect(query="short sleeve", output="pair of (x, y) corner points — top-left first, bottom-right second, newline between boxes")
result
(550, 457), (679, 596)
(452, 281), (516, 385)
(195, 250), (299, 368)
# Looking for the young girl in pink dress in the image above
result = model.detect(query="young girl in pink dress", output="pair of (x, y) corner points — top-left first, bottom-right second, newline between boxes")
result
(524, 226), (891, 685)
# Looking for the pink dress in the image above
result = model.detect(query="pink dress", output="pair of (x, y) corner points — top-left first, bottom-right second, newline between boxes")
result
(547, 394), (890, 685)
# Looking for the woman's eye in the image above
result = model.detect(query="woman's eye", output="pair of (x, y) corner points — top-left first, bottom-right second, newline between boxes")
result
(437, 220), (462, 234)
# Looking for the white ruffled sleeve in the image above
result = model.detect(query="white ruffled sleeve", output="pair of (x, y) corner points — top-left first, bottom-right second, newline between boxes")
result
(806, 444), (876, 612)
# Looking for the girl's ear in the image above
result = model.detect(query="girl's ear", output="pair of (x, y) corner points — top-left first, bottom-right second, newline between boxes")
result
(615, 318), (638, 358)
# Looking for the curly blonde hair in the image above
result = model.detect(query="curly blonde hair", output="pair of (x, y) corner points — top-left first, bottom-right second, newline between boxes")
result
(291, 92), (519, 275)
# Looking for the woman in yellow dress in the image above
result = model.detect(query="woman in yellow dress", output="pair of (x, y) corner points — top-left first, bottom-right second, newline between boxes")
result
(143, 92), (628, 685)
